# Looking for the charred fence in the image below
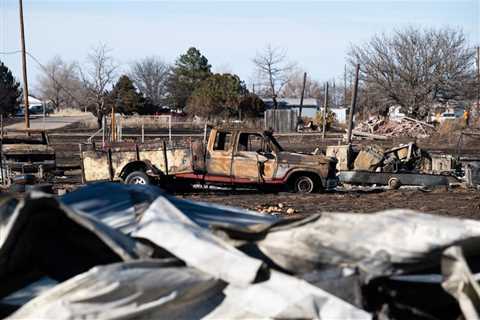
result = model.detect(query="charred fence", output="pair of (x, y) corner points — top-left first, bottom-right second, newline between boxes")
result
(264, 109), (297, 133)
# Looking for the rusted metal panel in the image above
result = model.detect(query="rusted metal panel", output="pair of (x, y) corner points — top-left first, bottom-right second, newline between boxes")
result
(192, 141), (206, 172)
(431, 155), (455, 174)
(232, 152), (260, 181)
(139, 150), (166, 172)
(139, 147), (193, 175)
(110, 151), (138, 178)
(207, 151), (232, 177)
(326, 145), (351, 171)
(262, 158), (276, 179)
(166, 148), (193, 174)
(82, 151), (111, 182)
(354, 148), (384, 171)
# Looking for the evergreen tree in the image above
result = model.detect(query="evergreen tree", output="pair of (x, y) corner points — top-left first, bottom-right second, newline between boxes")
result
(0, 61), (21, 116)
(186, 73), (264, 119)
(166, 47), (212, 110)
(106, 75), (145, 115)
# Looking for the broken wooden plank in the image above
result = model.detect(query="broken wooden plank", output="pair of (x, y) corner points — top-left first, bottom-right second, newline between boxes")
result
(345, 129), (389, 141)
(402, 116), (436, 129)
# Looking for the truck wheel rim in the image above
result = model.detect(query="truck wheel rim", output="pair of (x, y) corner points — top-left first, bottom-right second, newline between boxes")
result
(297, 177), (314, 193)
(131, 177), (147, 184)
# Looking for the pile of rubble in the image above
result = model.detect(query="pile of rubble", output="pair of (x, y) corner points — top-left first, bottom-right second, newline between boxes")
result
(254, 202), (297, 215)
(355, 116), (435, 139)
(2, 183), (480, 319)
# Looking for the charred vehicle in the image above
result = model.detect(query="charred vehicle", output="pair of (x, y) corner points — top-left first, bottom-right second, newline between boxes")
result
(80, 127), (338, 193)
(327, 143), (459, 189)
(0, 130), (56, 188)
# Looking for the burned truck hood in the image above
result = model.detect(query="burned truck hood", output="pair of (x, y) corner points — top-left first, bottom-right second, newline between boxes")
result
(277, 151), (334, 166)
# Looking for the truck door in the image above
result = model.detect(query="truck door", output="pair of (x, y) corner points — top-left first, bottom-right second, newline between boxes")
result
(232, 133), (276, 183)
(206, 130), (233, 178)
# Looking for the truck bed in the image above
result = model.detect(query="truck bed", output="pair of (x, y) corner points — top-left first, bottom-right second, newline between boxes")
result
(81, 143), (194, 182)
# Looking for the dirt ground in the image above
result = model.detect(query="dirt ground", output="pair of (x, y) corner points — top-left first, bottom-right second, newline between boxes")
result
(179, 187), (480, 220)
(29, 123), (480, 221)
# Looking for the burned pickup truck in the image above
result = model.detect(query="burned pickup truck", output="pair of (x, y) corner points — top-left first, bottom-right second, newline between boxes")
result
(80, 127), (337, 193)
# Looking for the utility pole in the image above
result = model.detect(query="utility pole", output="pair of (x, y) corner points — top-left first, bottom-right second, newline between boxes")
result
(111, 105), (116, 142)
(477, 46), (480, 116)
(346, 64), (360, 144)
(322, 82), (329, 139)
(298, 72), (307, 121)
(344, 64), (348, 108)
(332, 80), (336, 107)
(19, 0), (30, 129)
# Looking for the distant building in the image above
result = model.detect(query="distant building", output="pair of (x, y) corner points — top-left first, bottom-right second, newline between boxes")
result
(18, 96), (53, 115)
(262, 97), (347, 124)
(389, 102), (467, 122)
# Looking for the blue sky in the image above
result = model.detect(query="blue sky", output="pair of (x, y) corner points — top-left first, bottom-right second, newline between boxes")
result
(0, 0), (479, 91)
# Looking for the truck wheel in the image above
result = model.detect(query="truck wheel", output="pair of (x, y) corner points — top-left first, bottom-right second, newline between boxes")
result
(125, 171), (150, 185)
(294, 176), (316, 193)
(388, 177), (401, 190)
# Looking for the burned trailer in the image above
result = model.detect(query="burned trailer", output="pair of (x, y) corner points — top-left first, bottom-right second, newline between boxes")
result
(0, 130), (56, 188)
(328, 143), (459, 189)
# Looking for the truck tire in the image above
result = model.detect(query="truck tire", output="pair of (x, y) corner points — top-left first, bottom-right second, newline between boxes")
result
(388, 177), (401, 190)
(125, 171), (150, 185)
(294, 175), (316, 193)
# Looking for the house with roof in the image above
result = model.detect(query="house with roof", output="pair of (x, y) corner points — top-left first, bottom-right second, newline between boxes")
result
(262, 97), (347, 124)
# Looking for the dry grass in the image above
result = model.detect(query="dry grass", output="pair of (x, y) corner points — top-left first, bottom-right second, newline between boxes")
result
(119, 115), (183, 129)
(75, 118), (99, 130)
(437, 119), (464, 136)
(51, 108), (91, 117)
(426, 119), (465, 145)
(71, 115), (265, 131)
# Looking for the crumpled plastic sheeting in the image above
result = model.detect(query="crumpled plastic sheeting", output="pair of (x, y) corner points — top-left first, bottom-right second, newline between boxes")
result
(442, 246), (480, 320)
(132, 196), (268, 286)
(60, 183), (163, 234)
(0, 191), (153, 306)
(60, 183), (278, 234)
(9, 260), (371, 320)
(257, 210), (480, 276)
(205, 270), (371, 319)
(8, 191), (153, 262)
(8, 261), (226, 320)
(6, 184), (480, 319)
(7, 262), (371, 320)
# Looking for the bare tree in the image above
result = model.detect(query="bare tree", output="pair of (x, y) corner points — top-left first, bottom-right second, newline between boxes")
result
(252, 44), (295, 108)
(36, 56), (83, 110)
(80, 44), (118, 128)
(280, 69), (323, 99)
(349, 27), (476, 119)
(129, 56), (169, 107)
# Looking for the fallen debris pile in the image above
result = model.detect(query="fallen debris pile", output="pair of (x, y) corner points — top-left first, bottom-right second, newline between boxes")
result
(1, 183), (479, 319)
(254, 203), (297, 215)
(355, 116), (435, 139)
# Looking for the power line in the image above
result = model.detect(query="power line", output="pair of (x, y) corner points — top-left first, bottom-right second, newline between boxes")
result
(0, 50), (23, 55)
(0, 50), (86, 109)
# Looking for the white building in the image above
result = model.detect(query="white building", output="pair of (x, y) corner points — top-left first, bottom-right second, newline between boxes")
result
(262, 97), (347, 124)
